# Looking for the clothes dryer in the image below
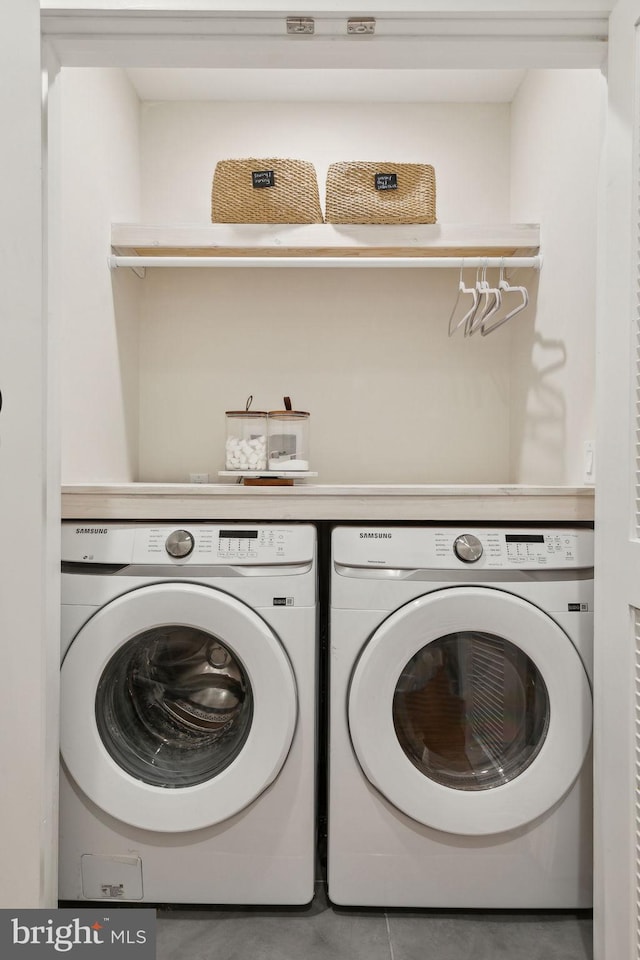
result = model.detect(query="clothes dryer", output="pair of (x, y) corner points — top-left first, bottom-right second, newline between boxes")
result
(328, 525), (593, 908)
(59, 522), (317, 904)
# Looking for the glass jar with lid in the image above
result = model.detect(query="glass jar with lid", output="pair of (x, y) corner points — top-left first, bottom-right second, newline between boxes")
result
(267, 399), (310, 472)
(225, 400), (267, 471)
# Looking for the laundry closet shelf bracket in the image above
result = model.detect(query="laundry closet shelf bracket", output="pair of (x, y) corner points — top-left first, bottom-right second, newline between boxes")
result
(111, 246), (145, 278)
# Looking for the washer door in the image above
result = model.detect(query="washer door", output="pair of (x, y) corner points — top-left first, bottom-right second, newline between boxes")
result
(348, 587), (592, 836)
(61, 582), (297, 833)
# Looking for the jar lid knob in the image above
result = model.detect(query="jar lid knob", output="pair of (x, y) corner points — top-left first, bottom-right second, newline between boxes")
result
(284, 396), (292, 410)
(245, 395), (253, 411)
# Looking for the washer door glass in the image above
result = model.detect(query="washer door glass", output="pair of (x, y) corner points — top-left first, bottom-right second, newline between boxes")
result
(393, 631), (549, 792)
(348, 586), (592, 835)
(96, 626), (253, 788)
(61, 582), (297, 833)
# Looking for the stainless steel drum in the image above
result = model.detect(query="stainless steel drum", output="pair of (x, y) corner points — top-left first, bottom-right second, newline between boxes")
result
(95, 626), (253, 788)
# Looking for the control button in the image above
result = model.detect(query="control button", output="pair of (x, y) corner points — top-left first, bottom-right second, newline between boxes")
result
(165, 529), (195, 558)
(453, 534), (484, 564)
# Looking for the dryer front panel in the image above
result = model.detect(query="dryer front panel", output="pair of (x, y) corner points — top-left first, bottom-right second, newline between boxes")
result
(61, 582), (297, 833)
(348, 587), (591, 835)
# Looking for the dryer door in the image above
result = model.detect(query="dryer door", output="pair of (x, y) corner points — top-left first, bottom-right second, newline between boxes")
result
(348, 586), (591, 835)
(61, 582), (297, 833)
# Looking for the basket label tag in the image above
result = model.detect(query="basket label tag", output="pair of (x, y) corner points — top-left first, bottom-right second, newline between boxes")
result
(375, 172), (397, 191)
(252, 169), (275, 188)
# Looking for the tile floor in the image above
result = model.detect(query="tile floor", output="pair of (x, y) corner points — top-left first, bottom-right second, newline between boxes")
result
(156, 883), (593, 960)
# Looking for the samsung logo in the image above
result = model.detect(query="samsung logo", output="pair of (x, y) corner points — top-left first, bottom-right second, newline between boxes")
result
(75, 527), (107, 535)
(360, 533), (392, 539)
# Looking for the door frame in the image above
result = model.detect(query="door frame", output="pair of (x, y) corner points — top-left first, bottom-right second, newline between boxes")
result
(0, 1), (59, 908)
(594, 1), (640, 957)
(29, 3), (621, 944)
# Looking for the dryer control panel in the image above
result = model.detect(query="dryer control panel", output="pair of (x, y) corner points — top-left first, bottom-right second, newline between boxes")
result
(333, 527), (593, 571)
(448, 530), (581, 566)
(503, 532), (578, 564)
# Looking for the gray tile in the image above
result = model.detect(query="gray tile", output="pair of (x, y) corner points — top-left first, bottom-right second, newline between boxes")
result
(385, 910), (593, 960)
(156, 884), (391, 960)
(156, 890), (593, 960)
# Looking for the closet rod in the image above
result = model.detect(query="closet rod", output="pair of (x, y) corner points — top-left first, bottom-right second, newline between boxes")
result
(108, 254), (542, 270)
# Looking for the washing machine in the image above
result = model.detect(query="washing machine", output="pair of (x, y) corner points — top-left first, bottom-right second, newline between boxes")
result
(59, 521), (317, 904)
(328, 525), (593, 908)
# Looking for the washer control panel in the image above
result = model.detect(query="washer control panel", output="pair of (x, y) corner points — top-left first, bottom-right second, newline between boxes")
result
(216, 528), (288, 560)
(333, 527), (593, 571)
(61, 523), (315, 566)
(149, 526), (304, 563)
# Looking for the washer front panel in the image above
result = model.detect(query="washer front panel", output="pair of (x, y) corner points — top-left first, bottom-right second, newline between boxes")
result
(348, 587), (592, 835)
(61, 582), (297, 833)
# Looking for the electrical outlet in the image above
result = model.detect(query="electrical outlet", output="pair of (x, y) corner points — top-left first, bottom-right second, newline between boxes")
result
(189, 473), (210, 484)
(583, 442), (595, 485)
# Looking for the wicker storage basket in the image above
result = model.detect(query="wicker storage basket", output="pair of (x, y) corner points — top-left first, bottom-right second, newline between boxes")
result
(211, 158), (323, 224)
(325, 161), (436, 225)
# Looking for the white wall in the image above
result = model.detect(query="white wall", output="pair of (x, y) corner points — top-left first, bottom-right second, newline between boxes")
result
(59, 68), (141, 483)
(509, 69), (606, 485)
(140, 100), (511, 225)
(138, 267), (513, 484)
(138, 100), (513, 484)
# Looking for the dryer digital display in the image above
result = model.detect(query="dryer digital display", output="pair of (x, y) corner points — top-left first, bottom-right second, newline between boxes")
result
(505, 534), (545, 543)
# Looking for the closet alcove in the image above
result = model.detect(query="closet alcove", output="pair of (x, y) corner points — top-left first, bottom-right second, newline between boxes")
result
(51, 52), (603, 491)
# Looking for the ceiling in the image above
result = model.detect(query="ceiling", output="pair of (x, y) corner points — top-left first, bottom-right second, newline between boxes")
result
(125, 67), (527, 103)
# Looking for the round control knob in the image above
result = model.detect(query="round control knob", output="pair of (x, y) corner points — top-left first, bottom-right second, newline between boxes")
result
(453, 533), (483, 564)
(165, 529), (195, 559)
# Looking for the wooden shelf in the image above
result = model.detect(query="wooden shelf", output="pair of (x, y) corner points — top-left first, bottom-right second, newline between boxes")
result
(111, 222), (540, 263)
(61, 483), (593, 524)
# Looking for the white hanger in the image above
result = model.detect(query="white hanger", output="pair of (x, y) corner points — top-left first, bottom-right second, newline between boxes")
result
(466, 262), (502, 337)
(480, 263), (529, 336)
(447, 262), (479, 337)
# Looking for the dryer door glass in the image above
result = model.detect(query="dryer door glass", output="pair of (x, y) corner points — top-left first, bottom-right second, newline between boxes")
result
(393, 631), (550, 791)
(95, 626), (253, 788)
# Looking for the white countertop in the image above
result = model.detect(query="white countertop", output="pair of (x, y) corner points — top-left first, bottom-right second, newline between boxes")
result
(61, 483), (595, 522)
